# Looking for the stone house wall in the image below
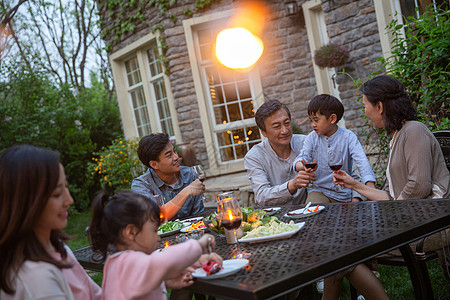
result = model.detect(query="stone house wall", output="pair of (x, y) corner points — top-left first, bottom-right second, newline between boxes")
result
(97, 0), (384, 170)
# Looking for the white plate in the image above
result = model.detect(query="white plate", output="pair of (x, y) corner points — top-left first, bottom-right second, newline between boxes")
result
(284, 206), (325, 219)
(238, 222), (305, 243)
(192, 259), (249, 279)
(180, 223), (207, 233)
(261, 207), (281, 215)
(158, 228), (182, 237)
(180, 217), (203, 226)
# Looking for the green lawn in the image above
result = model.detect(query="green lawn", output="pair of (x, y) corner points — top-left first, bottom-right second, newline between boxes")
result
(65, 211), (450, 299)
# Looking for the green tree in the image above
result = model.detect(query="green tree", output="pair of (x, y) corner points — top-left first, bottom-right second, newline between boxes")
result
(384, 5), (449, 130)
(0, 62), (122, 210)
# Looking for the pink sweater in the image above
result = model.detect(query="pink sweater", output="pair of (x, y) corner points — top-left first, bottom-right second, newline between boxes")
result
(102, 239), (202, 300)
(52, 245), (102, 300)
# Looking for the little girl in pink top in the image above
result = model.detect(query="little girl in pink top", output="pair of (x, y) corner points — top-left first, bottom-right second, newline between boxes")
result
(88, 190), (221, 300)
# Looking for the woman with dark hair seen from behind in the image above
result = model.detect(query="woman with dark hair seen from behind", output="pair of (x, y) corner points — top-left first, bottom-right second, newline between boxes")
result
(0, 145), (101, 299)
(333, 75), (450, 284)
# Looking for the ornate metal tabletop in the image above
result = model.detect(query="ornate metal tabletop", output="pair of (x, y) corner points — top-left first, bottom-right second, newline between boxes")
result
(73, 199), (450, 300)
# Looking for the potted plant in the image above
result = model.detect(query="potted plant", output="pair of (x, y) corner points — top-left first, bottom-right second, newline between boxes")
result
(314, 43), (349, 69)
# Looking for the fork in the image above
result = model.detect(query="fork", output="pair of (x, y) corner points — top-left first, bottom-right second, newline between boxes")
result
(207, 237), (212, 260)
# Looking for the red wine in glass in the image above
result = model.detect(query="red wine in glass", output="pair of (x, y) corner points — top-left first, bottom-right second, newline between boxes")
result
(300, 150), (317, 187)
(304, 162), (318, 169)
(329, 164), (342, 172)
(221, 218), (242, 230)
(219, 197), (250, 259)
(329, 149), (343, 190)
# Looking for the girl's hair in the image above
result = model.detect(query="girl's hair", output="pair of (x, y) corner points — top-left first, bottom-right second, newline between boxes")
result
(361, 75), (417, 133)
(0, 145), (71, 294)
(88, 190), (161, 260)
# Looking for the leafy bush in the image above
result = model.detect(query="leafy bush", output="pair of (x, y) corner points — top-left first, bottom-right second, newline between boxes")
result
(0, 63), (122, 211)
(88, 137), (145, 192)
(384, 6), (449, 131)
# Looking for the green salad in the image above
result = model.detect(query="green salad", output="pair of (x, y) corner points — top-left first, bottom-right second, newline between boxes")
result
(158, 221), (184, 234)
(242, 219), (298, 239)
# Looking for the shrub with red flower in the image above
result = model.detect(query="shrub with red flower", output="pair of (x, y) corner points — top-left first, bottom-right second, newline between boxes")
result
(314, 43), (349, 68)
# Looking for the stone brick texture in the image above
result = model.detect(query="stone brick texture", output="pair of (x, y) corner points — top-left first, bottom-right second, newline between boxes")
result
(98, 0), (384, 168)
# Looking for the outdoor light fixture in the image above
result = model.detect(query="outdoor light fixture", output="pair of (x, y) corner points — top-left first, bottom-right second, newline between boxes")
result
(215, 0), (267, 69)
(216, 27), (264, 69)
(285, 1), (298, 16)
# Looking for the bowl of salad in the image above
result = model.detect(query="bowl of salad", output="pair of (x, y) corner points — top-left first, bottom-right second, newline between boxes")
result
(158, 220), (184, 237)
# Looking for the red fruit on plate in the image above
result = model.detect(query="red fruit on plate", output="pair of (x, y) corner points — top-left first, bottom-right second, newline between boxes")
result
(201, 261), (222, 275)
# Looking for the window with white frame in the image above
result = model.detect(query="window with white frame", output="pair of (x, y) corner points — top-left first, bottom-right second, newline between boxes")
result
(397, 0), (448, 20)
(124, 56), (151, 137)
(123, 42), (175, 138)
(194, 25), (262, 162)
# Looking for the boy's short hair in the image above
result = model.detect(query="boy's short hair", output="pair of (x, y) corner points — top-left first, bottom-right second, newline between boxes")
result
(137, 133), (170, 168)
(308, 94), (344, 122)
(255, 100), (291, 132)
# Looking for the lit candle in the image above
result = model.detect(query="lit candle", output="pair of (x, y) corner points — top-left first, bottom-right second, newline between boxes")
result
(227, 209), (234, 220)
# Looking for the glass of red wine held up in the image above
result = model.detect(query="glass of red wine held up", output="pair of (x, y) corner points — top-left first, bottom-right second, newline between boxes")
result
(328, 149), (343, 190)
(218, 196), (251, 259)
(300, 149), (317, 187)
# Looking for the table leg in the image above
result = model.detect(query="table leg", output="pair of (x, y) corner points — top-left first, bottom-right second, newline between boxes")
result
(399, 244), (434, 300)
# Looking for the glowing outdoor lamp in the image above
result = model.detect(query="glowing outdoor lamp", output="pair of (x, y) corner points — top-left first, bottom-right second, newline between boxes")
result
(215, 0), (267, 70)
(215, 27), (264, 70)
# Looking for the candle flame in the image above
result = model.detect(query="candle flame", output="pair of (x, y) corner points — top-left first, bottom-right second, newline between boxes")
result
(164, 241), (170, 248)
(227, 209), (234, 220)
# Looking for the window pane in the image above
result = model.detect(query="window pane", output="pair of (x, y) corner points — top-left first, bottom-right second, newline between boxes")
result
(200, 44), (213, 61)
(147, 45), (163, 76)
(198, 29), (214, 61)
(241, 100), (255, 119)
(130, 87), (151, 137)
(206, 67), (220, 85)
(213, 105), (228, 125)
(125, 57), (141, 86)
(216, 126), (261, 162)
(227, 103), (241, 122)
(237, 80), (251, 100)
(220, 69), (235, 84)
(223, 83), (238, 102)
(210, 86), (224, 105)
(399, 0), (418, 18)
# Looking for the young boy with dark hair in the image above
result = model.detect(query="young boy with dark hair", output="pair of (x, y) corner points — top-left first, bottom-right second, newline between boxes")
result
(294, 94), (376, 203)
(132, 133), (205, 220)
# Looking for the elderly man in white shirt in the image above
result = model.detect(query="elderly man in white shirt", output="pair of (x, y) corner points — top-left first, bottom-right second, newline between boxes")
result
(244, 100), (313, 206)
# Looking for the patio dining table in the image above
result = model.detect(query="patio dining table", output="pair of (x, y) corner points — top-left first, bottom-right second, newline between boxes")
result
(73, 198), (450, 300)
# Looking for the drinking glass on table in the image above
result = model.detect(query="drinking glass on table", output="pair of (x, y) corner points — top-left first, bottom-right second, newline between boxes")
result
(218, 196), (250, 259)
(300, 149), (318, 187)
(192, 165), (206, 201)
(152, 194), (168, 223)
(328, 148), (343, 190)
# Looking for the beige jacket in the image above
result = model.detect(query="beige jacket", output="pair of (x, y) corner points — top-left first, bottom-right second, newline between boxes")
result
(386, 121), (449, 200)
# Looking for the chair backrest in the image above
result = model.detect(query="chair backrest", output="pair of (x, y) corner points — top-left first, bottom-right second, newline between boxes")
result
(433, 130), (450, 171)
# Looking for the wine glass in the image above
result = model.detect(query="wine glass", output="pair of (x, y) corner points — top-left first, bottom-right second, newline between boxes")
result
(300, 149), (317, 187)
(152, 194), (168, 223)
(218, 197), (250, 259)
(328, 149), (343, 190)
(192, 165), (206, 201)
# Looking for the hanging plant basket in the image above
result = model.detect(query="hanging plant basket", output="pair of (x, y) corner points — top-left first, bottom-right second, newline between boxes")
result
(314, 43), (350, 69)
